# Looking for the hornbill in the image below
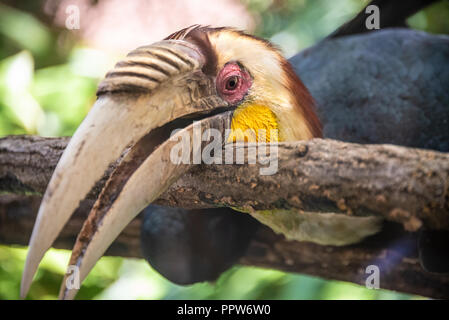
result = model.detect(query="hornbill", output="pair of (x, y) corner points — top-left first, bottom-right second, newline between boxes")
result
(21, 1), (449, 299)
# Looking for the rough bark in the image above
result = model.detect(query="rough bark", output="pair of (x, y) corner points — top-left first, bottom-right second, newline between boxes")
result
(1, 135), (449, 298)
(1, 135), (448, 229)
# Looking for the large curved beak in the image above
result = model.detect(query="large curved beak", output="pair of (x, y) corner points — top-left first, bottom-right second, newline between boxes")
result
(21, 40), (231, 299)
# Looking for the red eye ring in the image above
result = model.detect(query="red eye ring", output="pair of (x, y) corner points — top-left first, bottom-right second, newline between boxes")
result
(216, 62), (252, 104)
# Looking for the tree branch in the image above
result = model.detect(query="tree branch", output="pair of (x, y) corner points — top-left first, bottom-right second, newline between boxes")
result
(1, 135), (449, 298)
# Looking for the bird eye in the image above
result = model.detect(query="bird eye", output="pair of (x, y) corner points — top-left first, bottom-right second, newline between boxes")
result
(216, 62), (252, 105)
(225, 76), (239, 91)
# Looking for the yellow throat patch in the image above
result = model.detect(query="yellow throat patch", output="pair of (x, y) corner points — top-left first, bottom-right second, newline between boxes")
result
(228, 104), (280, 143)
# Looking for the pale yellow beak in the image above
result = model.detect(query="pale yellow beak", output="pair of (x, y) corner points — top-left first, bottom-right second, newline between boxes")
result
(21, 40), (232, 299)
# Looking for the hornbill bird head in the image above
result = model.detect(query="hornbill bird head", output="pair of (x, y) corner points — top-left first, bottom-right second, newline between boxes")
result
(21, 25), (322, 299)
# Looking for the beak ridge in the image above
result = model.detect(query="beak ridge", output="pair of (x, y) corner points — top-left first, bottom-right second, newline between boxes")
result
(21, 39), (226, 299)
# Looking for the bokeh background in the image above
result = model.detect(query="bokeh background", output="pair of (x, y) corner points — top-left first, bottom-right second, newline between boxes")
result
(1, 0), (448, 300)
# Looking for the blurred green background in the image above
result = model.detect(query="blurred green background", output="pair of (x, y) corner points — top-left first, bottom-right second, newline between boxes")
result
(1, 0), (448, 300)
